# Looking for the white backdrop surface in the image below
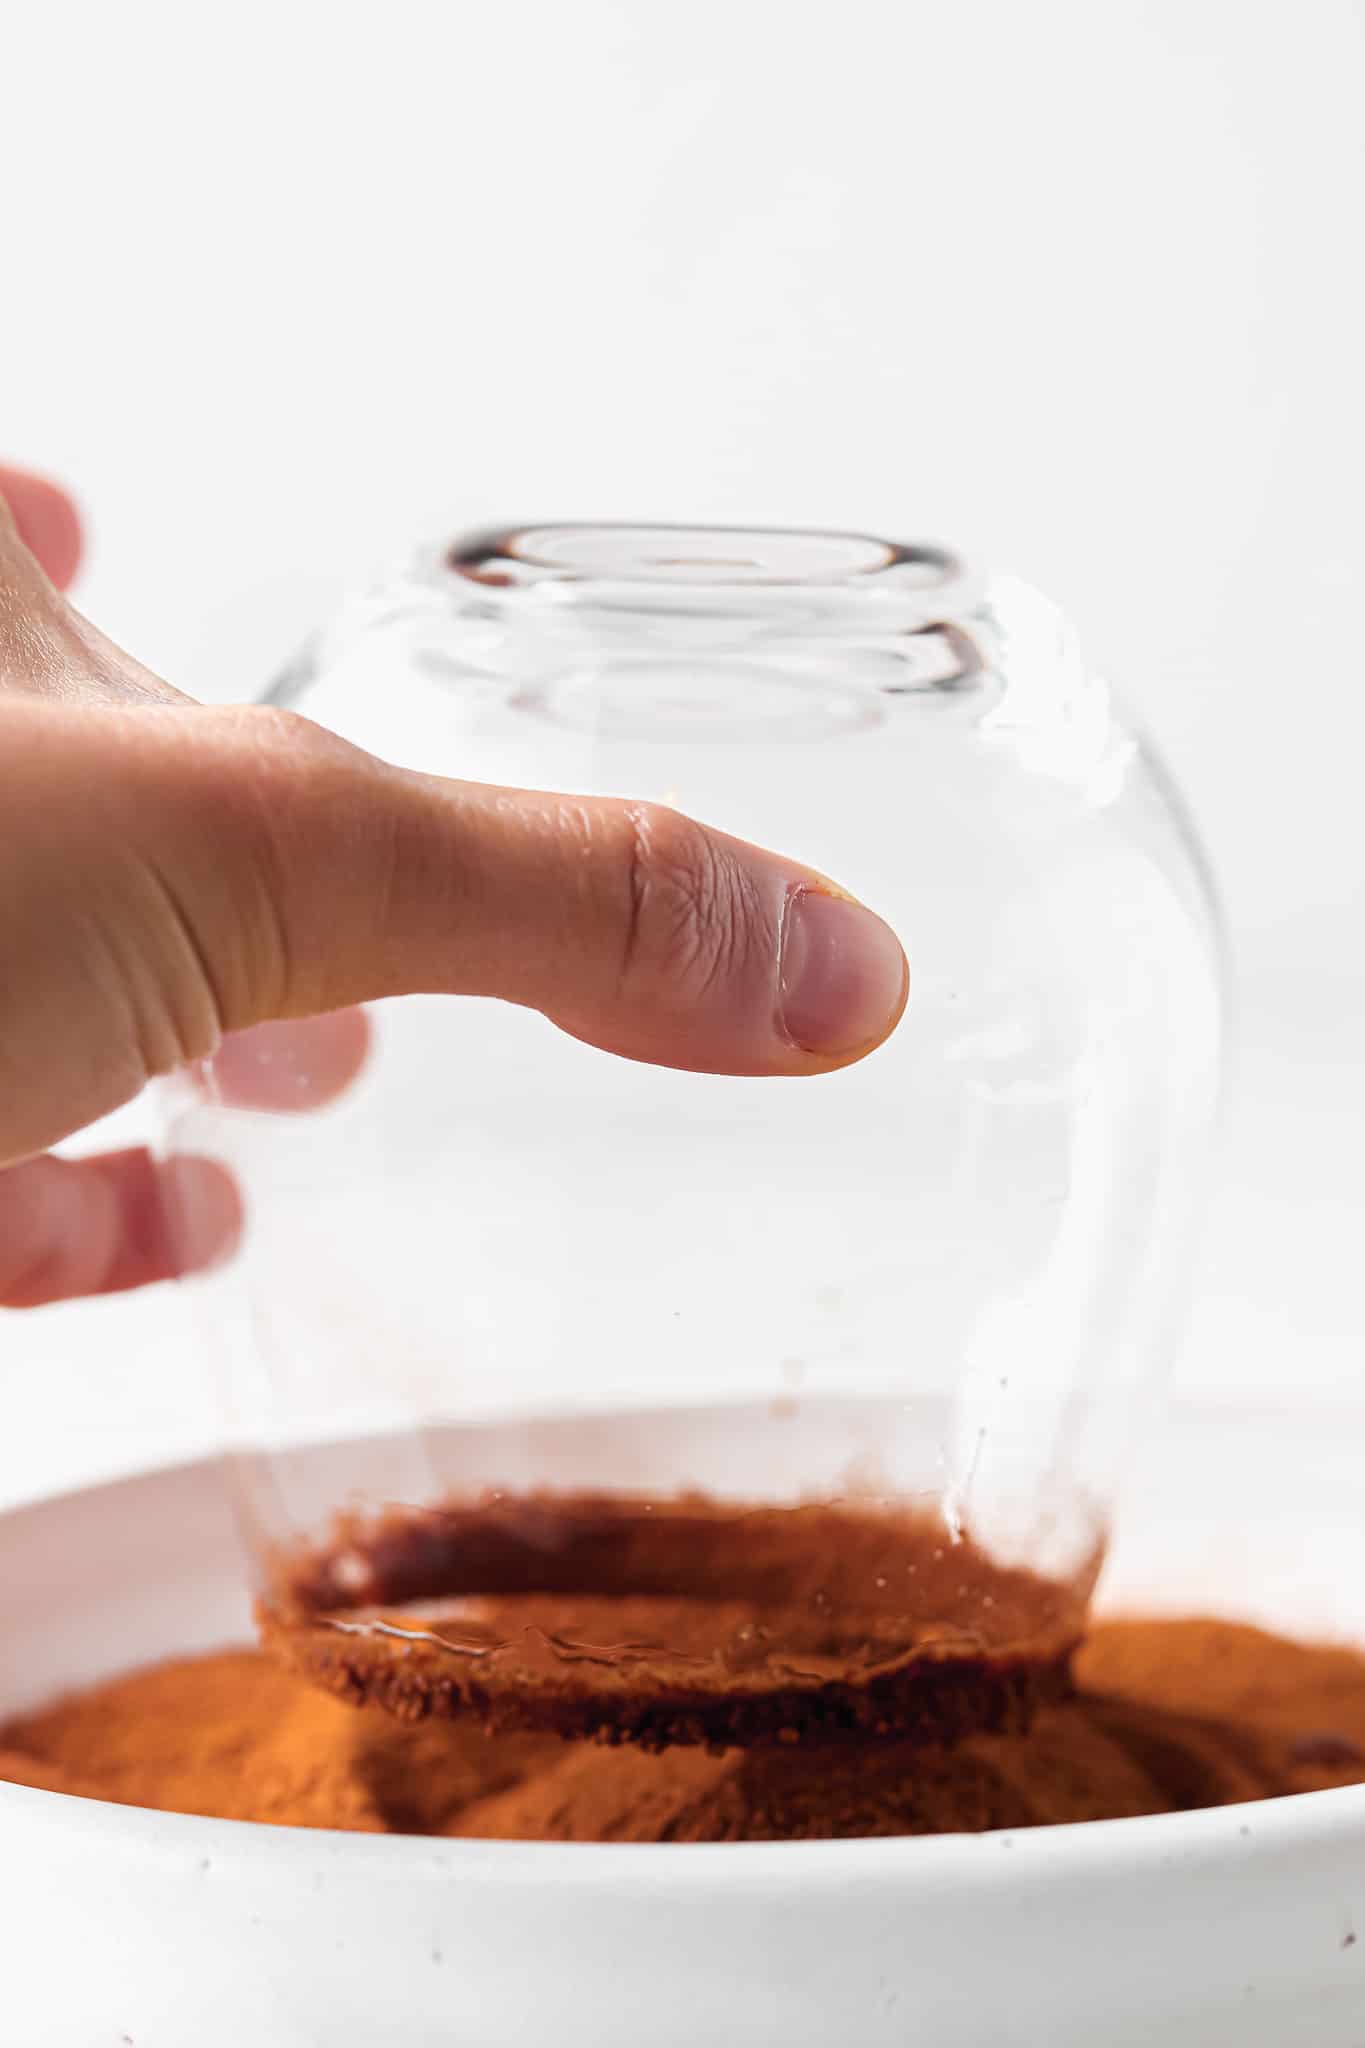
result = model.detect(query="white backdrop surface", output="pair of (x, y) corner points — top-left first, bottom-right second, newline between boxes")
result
(3, 0), (1363, 1504)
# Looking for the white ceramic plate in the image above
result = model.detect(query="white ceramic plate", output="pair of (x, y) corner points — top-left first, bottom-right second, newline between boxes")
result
(3, 1401), (1365, 2048)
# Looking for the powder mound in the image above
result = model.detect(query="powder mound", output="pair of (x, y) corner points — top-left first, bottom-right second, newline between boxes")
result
(4, 1619), (1365, 1841)
(261, 1491), (1087, 1750)
(0, 1649), (555, 1833)
(0, 1749), (105, 1800)
(452, 1619), (1365, 1841)
(450, 1709), (1162, 1842)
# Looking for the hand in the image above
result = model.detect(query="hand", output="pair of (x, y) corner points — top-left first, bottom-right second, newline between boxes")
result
(0, 468), (907, 1308)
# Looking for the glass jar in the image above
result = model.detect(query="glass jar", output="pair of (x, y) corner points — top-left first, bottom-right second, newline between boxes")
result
(165, 524), (1223, 1746)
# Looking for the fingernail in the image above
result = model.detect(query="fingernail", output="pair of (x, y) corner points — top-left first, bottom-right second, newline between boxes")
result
(778, 888), (908, 1057)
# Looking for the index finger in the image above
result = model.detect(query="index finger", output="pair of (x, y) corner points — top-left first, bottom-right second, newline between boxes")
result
(0, 466), (82, 591)
(206, 1008), (373, 1112)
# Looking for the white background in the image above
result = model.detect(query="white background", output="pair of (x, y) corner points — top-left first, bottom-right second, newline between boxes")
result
(3, 0), (1363, 1505)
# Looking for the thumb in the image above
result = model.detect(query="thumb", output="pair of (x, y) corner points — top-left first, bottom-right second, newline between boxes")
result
(0, 699), (907, 1161)
(317, 753), (909, 1078)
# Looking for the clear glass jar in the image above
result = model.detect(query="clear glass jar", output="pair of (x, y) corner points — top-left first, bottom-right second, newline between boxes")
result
(165, 525), (1223, 1745)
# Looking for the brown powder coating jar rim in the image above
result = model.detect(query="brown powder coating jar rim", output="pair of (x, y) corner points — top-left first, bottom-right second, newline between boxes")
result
(258, 1492), (1088, 1750)
(258, 1604), (1078, 1750)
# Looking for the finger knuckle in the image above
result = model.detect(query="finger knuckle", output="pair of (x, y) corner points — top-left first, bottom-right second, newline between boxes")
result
(214, 703), (339, 773)
(619, 802), (758, 1001)
(168, 706), (348, 1022)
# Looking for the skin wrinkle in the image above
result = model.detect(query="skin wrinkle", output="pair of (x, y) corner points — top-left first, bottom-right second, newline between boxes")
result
(5, 905), (156, 1155)
(0, 572), (151, 706)
(1, 721), (213, 1090)
(361, 797), (407, 1005)
(0, 607), (62, 685)
(117, 704), (360, 1028)
(618, 800), (654, 1001)
(137, 859), (227, 1067)
(212, 716), (324, 1023)
(676, 832), (761, 1008)
(720, 852), (770, 1006)
(621, 803), (768, 1014)
(77, 892), (174, 1099)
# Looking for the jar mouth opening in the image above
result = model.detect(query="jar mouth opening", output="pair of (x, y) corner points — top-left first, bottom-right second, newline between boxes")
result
(449, 523), (963, 596)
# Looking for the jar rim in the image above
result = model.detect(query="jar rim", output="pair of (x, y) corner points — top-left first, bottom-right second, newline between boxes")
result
(448, 522), (965, 597)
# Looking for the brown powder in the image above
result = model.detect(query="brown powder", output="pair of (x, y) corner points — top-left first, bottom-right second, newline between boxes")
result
(0, 1649), (556, 1832)
(451, 1708), (1167, 1841)
(261, 1491), (1090, 1749)
(5, 1618), (1365, 1840)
